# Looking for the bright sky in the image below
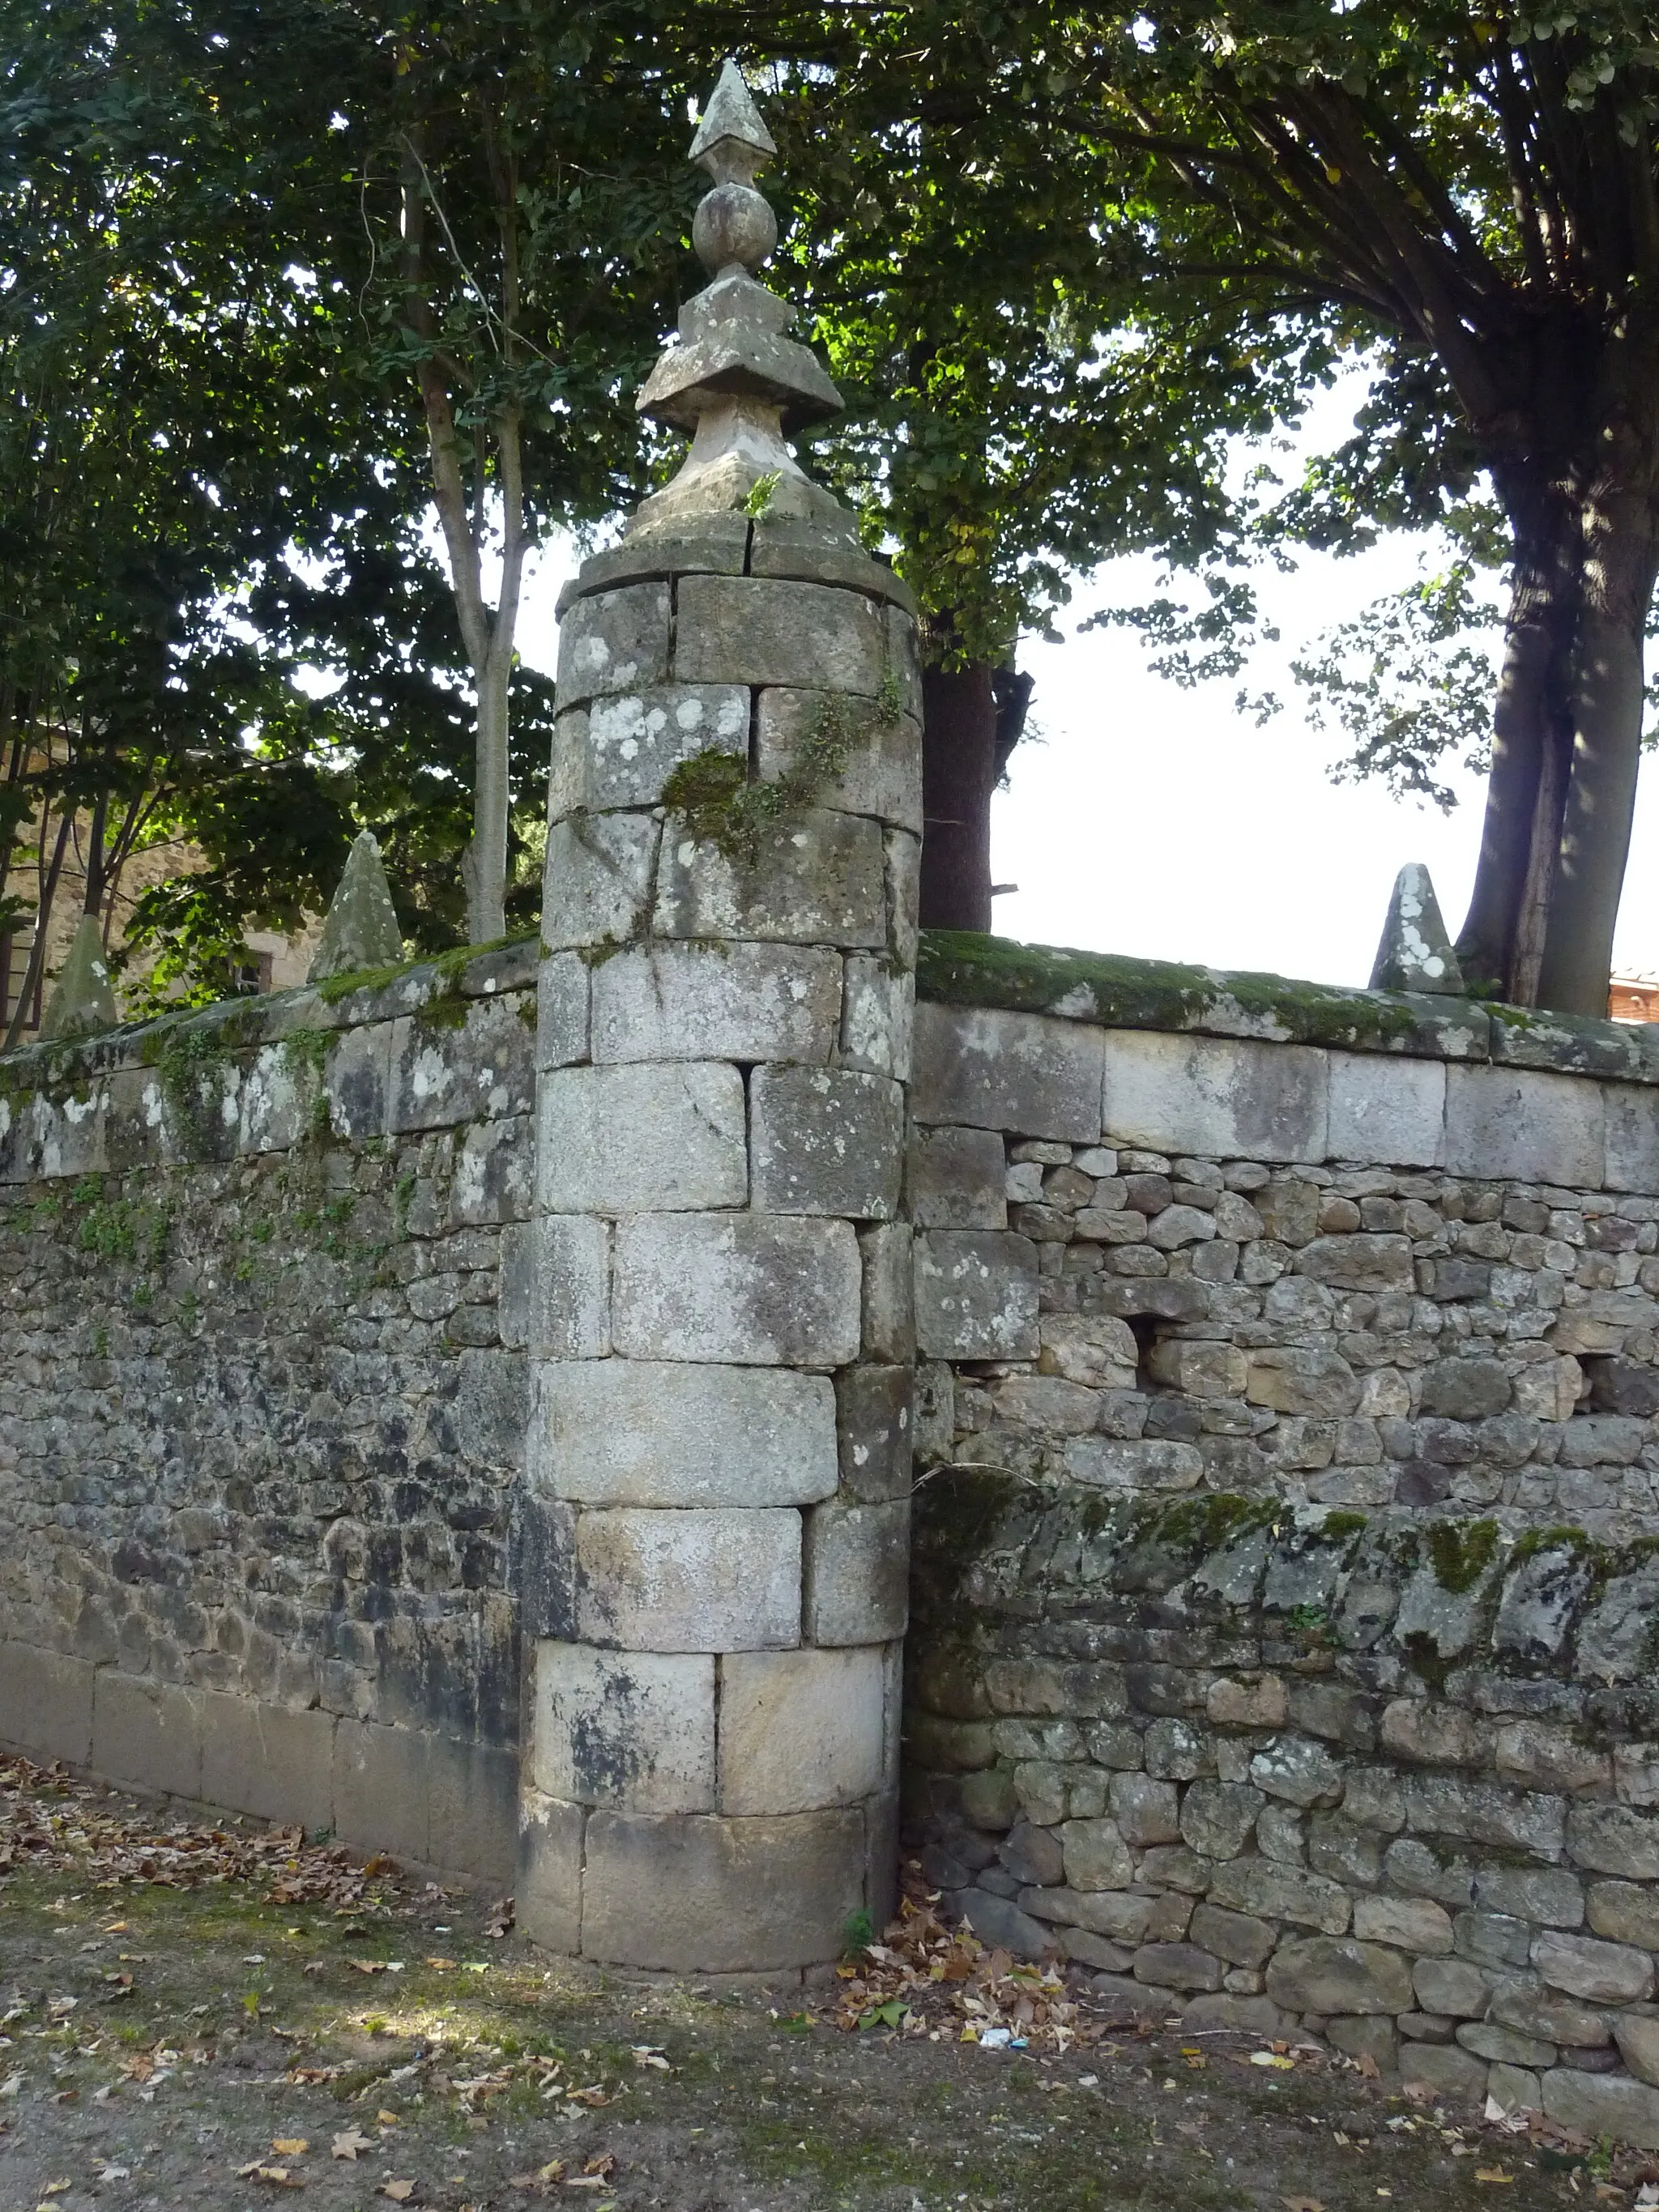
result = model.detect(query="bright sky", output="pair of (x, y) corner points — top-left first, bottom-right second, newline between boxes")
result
(514, 386), (1659, 994)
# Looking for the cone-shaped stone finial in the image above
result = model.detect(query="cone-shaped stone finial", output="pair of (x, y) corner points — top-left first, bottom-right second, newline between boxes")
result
(1369, 863), (1465, 995)
(40, 911), (119, 1039)
(629, 60), (850, 541)
(307, 830), (405, 983)
(689, 57), (776, 183)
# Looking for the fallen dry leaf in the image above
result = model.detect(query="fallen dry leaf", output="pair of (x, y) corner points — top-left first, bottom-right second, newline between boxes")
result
(332, 2131), (376, 2160)
(1476, 2172), (1516, 2186)
(272, 2138), (309, 2156)
(1355, 2053), (1381, 2079)
(382, 2184), (416, 2203)
(352, 1959), (388, 1975)
(426, 1957), (456, 1970)
(377, 2108), (400, 2125)
(582, 2154), (616, 2179)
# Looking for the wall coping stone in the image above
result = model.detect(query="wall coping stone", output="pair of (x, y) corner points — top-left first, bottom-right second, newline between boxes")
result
(915, 930), (1659, 1084)
(0, 934), (539, 1093)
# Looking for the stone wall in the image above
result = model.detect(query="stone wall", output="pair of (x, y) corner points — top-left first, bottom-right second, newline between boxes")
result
(901, 950), (1659, 2140)
(0, 941), (539, 1882)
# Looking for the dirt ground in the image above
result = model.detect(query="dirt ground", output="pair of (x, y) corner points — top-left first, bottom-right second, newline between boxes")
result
(0, 1755), (1644, 2212)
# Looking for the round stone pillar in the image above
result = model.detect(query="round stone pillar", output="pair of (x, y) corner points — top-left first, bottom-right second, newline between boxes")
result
(514, 63), (921, 1975)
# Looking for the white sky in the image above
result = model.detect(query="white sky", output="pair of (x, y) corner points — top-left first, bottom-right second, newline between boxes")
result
(514, 383), (1659, 993)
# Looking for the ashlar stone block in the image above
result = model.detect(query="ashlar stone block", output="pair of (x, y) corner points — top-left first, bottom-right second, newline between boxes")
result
(912, 1002), (1103, 1142)
(1444, 1064), (1604, 1186)
(532, 1360), (837, 1507)
(655, 807), (887, 948)
(835, 1364), (914, 1502)
(554, 581), (671, 707)
(1102, 1029), (1328, 1164)
(591, 941), (842, 1066)
(804, 1498), (910, 1644)
(574, 1507), (801, 1652)
(612, 1213), (861, 1367)
(531, 1643), (714, 1813)
(548, 685), (748, 819)
(908, 1124), (1008, 1230)
(387, 994), (535, 1133)
(517, 1789), (585, 1954)
(756, 687), (923, 832)
(840, 955), (914, 1080)
(751, 1064), (903, 1219)
(1327, 1050), (1446, 1168)
(719, 1647), (886, 1813)
(541, 812), (659, 953)
(674, 574), (888, 694)
(860, 1221), (915, 1360)
(538, 1062), (746, 1215)
(1604, 1080), (1659, 1195)
(914, 1229), (1038, 1358)
(580, 1805), (864, 1970)
(536, 951), (590, 1072)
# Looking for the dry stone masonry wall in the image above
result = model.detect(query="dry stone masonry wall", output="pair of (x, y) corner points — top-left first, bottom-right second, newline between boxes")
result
(0, 944), (539, 1882)
(901, 966), (1659, 2139)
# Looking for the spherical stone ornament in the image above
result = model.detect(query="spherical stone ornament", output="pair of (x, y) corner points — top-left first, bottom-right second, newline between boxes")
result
(693, 182), (777, 275)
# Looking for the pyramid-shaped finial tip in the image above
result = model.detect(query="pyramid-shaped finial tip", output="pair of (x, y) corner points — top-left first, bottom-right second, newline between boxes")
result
(689, 58), (777, 173)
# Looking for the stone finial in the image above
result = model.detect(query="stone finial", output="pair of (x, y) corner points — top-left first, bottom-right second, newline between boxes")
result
(630, 60), (850, 539)
(40, 911), (119, 1039)
(307, 830), (405, 983)
(1369, 863), (1465, 996)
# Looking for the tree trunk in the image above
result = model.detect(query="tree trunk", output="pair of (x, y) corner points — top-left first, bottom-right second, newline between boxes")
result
(1455, 490), (1580, 999)
(920, 655), (998, 931)
(1536, 518), (1659, 1013)
(463, 646), (512, 944)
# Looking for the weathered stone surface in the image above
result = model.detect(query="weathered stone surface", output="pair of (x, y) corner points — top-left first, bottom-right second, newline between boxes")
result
(612, 1213), (861, 1367)
(388, 995), (535, 1133)
(1265, 1937), (1414, 2016)
(655, 807), (888, 948)
(306, 831), (404, 982)
(1399, 2042), (1490, 2104)
(1615, 2014), (1659, 2088)
(531, 1643), (714, 1812)
(548, 685), (748, 817)
(1107, 1772), (1182, 1847)
(1486, 2062), (1543, 2116)
(1064, 1437), (1203, 1493)
(841, 955), (914, 1080)
(1532, 1931), (1654, 2005)
(574, 1507), (800, 1651)
(541, 812), (660, 951)
(1489, 1976), (1612, 2048)
(532, 1360), (836, 1507)
(538, 1063), (747, 1214)
(719, 1647), (886, 1814)
(1061, 1817), (1135, 1890)
(752, 1065), (904, 1219)
(1180, 1781), (1265, 1860)
(1475, 1866), (1584, 1929)
(1369, 863), (1464, 996)
(914, 1229), (1038, 1359)
(909, 1124), (1009, 1230)
(1294, 1233), (1414, 1291)
(1327, 1050), (1446, 1168)
(1207, 1858), (1351, 1934)
(1605, 1080), (1659, 1195)
(517, 1790), (585, 1954)
(1569, 1805), (1659, 1881)
(1250, 1735), (1345, 1808)
(1542, 2068), (1659, 2150)
(555, 581), (672, 705)
(1135, 1941), (1223, 1992)
(1444, 1065), (1605, 1186)
(674, 574), (887, 693)
(756, 686), (923, 832)
(1245, 1349), (1360, 1417)
(581, 1807), (864, 1970)
(1353, 1894), (1455, 1954)
(591, 942), (842, 1065)
(1101, 1030), (1328, 1164)
(1190, 1903), (1277, 1968)
(804, 1498), (910, 1644)
(1458, 2021), (1558, 2067)
(913, 1003), (1103, 1143)
(835, 1364), (914, 1502)
(1413, 1956), (1492, 2017)
(1589, 1882), (1659, 1950)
